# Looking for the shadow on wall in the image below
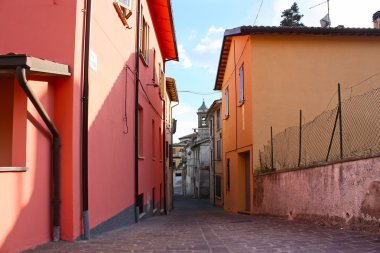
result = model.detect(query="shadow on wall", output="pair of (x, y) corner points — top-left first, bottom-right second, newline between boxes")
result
(1, 80), (55, 253)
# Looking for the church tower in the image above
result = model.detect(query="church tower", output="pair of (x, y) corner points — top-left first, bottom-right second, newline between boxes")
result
(197, 100), (208, 129)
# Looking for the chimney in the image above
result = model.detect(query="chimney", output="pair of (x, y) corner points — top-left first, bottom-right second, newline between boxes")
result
(373, 11), (380, 28)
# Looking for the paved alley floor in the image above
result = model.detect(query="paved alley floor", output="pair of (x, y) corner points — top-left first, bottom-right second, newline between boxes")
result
(25, 197), (380, 253)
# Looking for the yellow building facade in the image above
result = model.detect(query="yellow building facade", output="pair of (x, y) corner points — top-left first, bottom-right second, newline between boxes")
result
(215, 26), (380, 213)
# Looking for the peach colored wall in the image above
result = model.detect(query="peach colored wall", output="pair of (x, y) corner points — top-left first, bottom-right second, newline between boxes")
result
(0, 78), (55, 253)
(0, 0), (82, 250)
(251, 35), (380, 169)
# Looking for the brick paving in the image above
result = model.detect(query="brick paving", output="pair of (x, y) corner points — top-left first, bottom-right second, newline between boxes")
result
(25, 197), (380, 253)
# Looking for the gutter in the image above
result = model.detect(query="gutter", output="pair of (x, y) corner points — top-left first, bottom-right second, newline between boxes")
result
(82, 0), (92, 240)
(134, 0), (141, 223)
(16, 67), (61, 241)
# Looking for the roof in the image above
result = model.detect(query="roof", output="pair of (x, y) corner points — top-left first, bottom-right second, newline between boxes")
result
(178, 132), (196, 141)
(214, 26), (380, 90)
(148, 0), (178, 61)
(198, 100), (208, 111)
(0, 54), (71, 76)
(206, 99), (222, 118)
(373, 11), (380, 21)
(166, 77), (179, 102)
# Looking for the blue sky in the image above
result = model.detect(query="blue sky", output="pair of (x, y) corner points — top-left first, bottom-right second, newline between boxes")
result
(166, 0), (379, 142)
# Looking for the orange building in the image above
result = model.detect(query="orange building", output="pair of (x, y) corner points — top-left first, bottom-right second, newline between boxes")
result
(0, 0), (177, 252)
(214, 25), (380, 214)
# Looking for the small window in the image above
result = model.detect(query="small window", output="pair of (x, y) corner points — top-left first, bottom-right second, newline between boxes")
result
(216, 109), (221, 129)
(139, 8), (149, 65)
(215, 175), (222, 198)
(152, 49), (156, 82)
(225, 86), (229, 117)
(239, 63), (244, 104)
(201, 116), (207, 127)
(216, 140), (221, 160)
(159, 64), (165, 99)
(227, 159), (230, 192)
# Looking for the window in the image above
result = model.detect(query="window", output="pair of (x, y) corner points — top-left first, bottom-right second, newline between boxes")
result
(152, 120), (155, 159)
(165, 141), (169, 159)
(227, 159), (230, 192)
(216, 140), (221, 160)
(216, 109), (221, 129)
(215, 175), (222, 198)
(113, 0), (133, 26)
(201, 116), (207, 127)
(0, 77), (27, 170)
(138, 105), (143, 157)
(159, 64), (165, 99)
(139, 8), (149, 65)
(225, 86), (229, 117)
(239, 63), (244, 104)
(209, 118), (213, 137)
(152, 49), (156, 82)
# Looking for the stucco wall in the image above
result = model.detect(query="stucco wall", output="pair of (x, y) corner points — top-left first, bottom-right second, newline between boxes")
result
(253, 156), (380, 230)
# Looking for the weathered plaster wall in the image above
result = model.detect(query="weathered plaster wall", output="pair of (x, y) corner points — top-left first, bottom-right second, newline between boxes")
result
(253, 156), (380, 230)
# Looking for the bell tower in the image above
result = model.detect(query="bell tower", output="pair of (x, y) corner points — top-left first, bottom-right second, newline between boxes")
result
(197, 100), (208, 129)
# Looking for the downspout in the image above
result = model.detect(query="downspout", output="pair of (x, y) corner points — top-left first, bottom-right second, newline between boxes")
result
(82, 0), (92, 240)
(162, 100), (167, 214)
(16, 67), (61, 241)
(134, 0), (141, 223)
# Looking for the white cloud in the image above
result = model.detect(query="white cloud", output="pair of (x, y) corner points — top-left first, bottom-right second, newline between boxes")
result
(188, 29), (197, 40)
(178, 44), (192, 68)
(194, 26), (224, 53)
(173, 104), (197, 142)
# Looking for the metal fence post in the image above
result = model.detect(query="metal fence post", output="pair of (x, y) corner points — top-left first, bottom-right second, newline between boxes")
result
(338, 83), (343, 160)
(271, 126), (274, 171)
(298, 110), (302, 167)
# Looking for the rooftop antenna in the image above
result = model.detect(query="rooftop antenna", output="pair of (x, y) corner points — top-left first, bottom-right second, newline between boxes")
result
(310, 0), (331, 28)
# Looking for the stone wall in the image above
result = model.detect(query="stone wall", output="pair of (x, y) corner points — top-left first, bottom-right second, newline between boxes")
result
(253, 156), (380, 231)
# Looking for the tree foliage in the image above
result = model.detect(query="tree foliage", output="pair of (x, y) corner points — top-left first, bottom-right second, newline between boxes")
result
(280, 2), (304, 27)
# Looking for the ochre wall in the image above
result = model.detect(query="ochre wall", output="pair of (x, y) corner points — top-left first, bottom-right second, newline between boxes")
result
(251, 35), (380, 169)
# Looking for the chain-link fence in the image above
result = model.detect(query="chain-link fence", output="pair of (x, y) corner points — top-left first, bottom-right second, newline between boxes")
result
(259, 86), (380, 172)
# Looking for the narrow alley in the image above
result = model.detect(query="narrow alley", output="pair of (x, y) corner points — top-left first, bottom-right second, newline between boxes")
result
(25, 196), (380, 253)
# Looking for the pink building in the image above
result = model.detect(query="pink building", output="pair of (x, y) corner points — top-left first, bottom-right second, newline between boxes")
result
(0, 0), (178, 252)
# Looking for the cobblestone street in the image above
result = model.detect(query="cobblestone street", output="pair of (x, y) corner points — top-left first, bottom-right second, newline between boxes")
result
(25, 197), (380, 253)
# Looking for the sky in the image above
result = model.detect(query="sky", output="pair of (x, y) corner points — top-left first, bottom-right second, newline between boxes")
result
(166, 0), (380, 142)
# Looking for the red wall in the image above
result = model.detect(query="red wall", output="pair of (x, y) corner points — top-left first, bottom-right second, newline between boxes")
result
(0, 0), (168, 252)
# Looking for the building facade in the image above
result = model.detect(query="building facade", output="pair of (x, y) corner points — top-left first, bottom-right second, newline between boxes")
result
(207, 99), (223, 207)
(0, 0), (178, 252)
(214, 25), (380, 214)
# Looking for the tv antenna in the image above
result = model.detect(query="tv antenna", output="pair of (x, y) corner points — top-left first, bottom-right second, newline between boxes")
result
(310, 0), (331, 28)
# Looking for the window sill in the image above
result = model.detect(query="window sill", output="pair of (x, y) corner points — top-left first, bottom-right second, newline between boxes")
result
(0, 167), (29, 172)
(138, 156), (145, 160)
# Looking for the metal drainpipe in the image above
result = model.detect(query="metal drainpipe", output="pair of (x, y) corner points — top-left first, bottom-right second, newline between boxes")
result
(134, 0), (141, 223)
(16, 67), (61, 241)
(82, 0), (92, 240)
(163, 100), (167, 214)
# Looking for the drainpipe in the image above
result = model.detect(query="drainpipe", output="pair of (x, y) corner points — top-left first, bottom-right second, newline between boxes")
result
(16, 67), (61, 241)
(134, 0), (141, 223)
(163, 100), (167, 214)
(82, 0), (92, 240)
